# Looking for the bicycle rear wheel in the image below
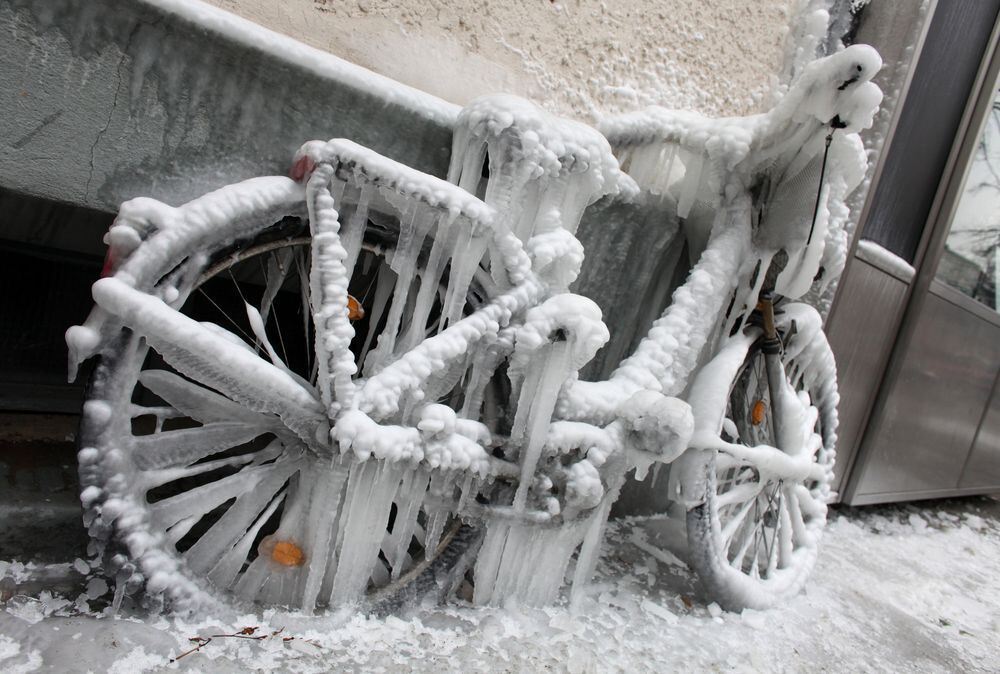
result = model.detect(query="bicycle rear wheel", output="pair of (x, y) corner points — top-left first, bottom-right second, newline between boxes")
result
(76, 166), (503, 613)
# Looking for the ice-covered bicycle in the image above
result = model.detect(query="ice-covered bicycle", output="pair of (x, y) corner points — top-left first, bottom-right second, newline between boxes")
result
(67, 45), (882, 614)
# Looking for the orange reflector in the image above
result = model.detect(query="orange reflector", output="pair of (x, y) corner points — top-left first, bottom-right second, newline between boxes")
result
(270, 540), (305, 567)
(751, 399), (766, 426)
(347, 294), (365, 321)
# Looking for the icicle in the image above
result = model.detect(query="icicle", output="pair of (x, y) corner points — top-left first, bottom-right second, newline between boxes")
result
(295, 461), (350, 613)
(227, 489), (290, 598)
(254, 470), (318, 607)
(617, 147), (634, 173)
(456, 141), (487, 195)
(295, 247), (312, 373)
(456, 474), (475, 513)
(472, 520), (509, 605)
(329, 461), (402, 605)
(441, 225), (486, 330)
(111, 570), (127, 614)
(423, 509), (448, 558)
(656, 144), (679, 196)
(490, 525), (527, 603)
(258, 247), (293, 326)
(677, 150), (705, 219)
(359, 260), (397, 376)
(525, 525), (579, 605)
(366, 201), (430, 371)
(512, 181), (542, 244)
(570, 498), (612, 610)
(341, 183), (374, 280)
(511, 341), (573, 512)
(558, 178), (591, 235)
(400, 213), (455, 353)
(244, 302), (314, 393)
(387, 469), (431, 579)
(422, 471), (456, 556)
(418, 351), (475, 419)
(460, 343), (503, 421)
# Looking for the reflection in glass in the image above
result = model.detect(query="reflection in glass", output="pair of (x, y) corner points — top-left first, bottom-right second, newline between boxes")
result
(937, 88), (1000, 312)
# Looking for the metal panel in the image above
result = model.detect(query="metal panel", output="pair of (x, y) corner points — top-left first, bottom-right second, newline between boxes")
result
(960, 371), (1000, 488)
(860, 0), (1000, 262)
(839, 3), (1000, 505)
(849, 291), (1000, 500)
(827, 259), (908, 494)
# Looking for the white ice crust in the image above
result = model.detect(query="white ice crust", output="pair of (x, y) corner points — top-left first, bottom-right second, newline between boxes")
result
(66, 42), (880, 614)
(146, 0), (460, 126)
(855, 238), (916, 281)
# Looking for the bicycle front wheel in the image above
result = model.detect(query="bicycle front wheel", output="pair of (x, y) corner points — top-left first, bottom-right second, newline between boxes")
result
(684, 303), (838, 610)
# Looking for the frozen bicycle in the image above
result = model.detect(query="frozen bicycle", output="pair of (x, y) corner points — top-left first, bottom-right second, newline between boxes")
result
(67, 45), (882, 614)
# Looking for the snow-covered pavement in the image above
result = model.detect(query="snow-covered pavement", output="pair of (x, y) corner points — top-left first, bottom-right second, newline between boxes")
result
(2, 498), (998, 673)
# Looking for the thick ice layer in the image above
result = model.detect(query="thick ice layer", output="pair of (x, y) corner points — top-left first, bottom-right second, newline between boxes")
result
(449, 95), (628, 291)
(67, 176), (306, 379)
(601, 45), (882, 302)
(66, 42), (878, 615)
(509, 294), (610, 380)
(297, 139), (493, 223)
(91, 277), (327, 450)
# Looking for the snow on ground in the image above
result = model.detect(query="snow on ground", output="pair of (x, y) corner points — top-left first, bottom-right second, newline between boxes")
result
(2, 498), (999, 673)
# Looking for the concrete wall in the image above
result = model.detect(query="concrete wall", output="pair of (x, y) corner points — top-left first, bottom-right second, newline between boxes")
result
(204, 0), (795, 121)
(0, 0), (800, 222)
(0, 0), (456, 218)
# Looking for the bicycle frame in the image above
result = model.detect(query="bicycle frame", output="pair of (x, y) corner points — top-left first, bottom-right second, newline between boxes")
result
(67, 45), (882, 613)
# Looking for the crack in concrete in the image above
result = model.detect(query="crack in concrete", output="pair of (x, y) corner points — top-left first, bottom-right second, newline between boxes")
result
(84, 22), (141, 204)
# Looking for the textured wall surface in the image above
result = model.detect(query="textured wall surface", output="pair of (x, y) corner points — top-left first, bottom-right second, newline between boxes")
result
(203, 0), (795, 120)
(0, 0), (455, 215)
(0, 0), (799, 217)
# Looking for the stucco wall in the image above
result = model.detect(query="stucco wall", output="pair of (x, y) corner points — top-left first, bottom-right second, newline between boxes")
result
(203, 0), (796, 120)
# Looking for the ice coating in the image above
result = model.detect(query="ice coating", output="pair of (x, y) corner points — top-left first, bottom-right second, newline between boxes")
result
(147, 0), (460, 127)
(600, 44), (881, 304)
(854, 238), (916, 281)
(449, 94), (630, 292)
(509, 294), (610, 379)
(296, 139), (492, 223)
(66, 44), (876, 614)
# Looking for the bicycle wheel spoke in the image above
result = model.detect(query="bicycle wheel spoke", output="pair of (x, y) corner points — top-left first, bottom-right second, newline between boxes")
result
(184, 450), (301, 576)
(138, 370), (275, 427)
(195, 286), (257, 347)
(140, 451), (263, 491)
(265, 281), (292, 370)
(765, 488), (783, 576)
(131, 422), (265, 470)
(786, 484), (809, 543)
(210, 487), (289, 589)
(359, 260), (397, 374)
(149, 461), (282, 531)
(717, 477), (765, 509)
(729, 511), (757, 570)
(258, 248), (293, 326)
(294, 248), (313, 377)
(94, 278), (326, 448)
(777, 489), (794, 569)
(720, 482), (765, 546)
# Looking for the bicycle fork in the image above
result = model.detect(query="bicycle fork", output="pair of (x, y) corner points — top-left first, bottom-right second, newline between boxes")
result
(759, 292), (791, 452)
